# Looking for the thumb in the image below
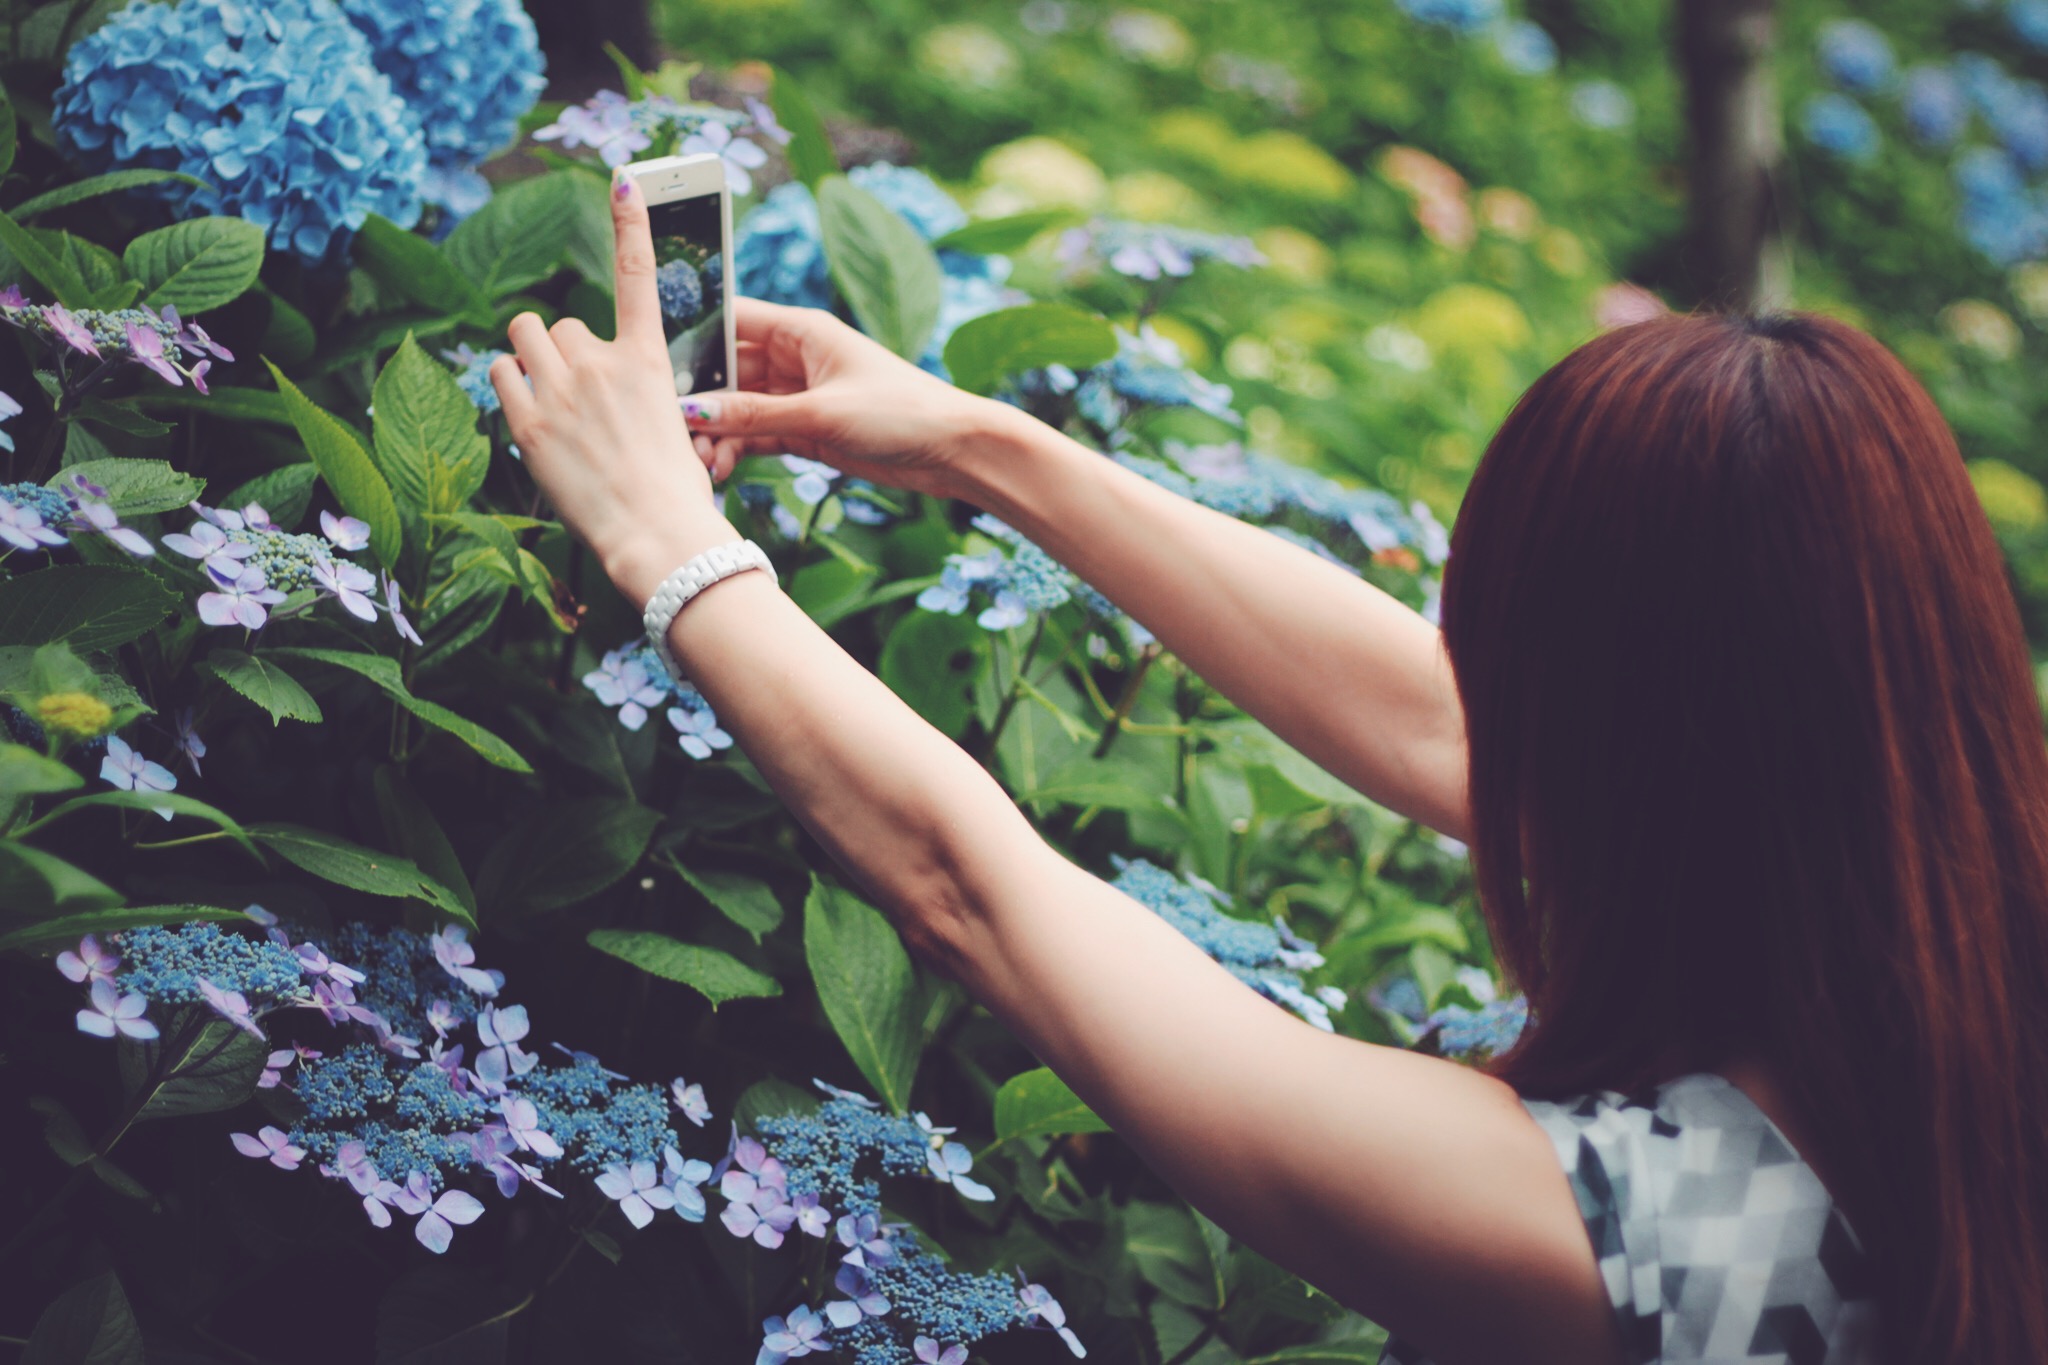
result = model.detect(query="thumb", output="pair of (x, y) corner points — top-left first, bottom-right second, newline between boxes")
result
(683, 388), (824, 441)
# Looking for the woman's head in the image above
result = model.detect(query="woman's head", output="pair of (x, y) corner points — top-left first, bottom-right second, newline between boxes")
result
(1439, 311), (2048, 1361)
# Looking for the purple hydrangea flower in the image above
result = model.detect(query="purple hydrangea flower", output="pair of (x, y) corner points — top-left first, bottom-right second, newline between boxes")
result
(667, 702), (733, 759)
(56, 935), (120, 985)
(162, 517), (254, 581)
(231, 1125), (307, 1170)
(671, 1077), (711, 1127)
(311, 557), (378, 621)
(531, 89), (650, 167)
(914, 1338), (968, 1365)
(0, 499), (68, 552)
(475, 1003), (538, 1088)
(430, 926), (500, 996)
(915, 1112), (995, 1201)
(198, 977), (267, 1040)
(584, 649), (666, 730)
(664, 1146), (714, 1223)
(834, 1211), (896, 1268)
(812, 1078), (879, 1109)
(99, 735), (177, 817)
(596, 1159), (675, 1229)
(780, 455), (837, 504)
(124, 318), (183, 386)
(1018, 1277), (1086, 1357)
(44, 304), (99, 358)
(69, 500), (155, 557)
(77, 978), (158, 1040)
(758, 1305), (830, 1363)
(498, 1095), (563, 1159)
(391, 1170), (485, 1252)
(169, 706), (206, 775)
(256, 1048), (296, 1088)
(821, 1260), (890, 1327)
(791, 1192), (831, 1239)
(320, 509), (371, 551)
(383, 572), (423, 645)
(677, 119), (768, 195)
(197, 564), (287, 629)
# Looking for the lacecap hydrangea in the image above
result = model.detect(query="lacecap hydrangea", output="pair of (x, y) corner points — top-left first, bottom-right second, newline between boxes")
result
(330, 0), (547, 215)
(53, 0), (427, 266)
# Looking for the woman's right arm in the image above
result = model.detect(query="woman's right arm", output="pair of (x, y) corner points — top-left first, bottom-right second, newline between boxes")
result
(693, 300), (1473, 843)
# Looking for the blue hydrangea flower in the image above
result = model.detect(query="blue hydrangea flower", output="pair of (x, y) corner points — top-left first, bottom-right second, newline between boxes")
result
(1568, 79), (1636, 130)
(1428, 994), (1530, 1059)
(1816, 19), (1895, 94)
(1493, 20), (1558, 75)
(657, 258), (705, 323)
(2013, 0), (2048, 51)
(1393, 0), (1503, 32)
(442, 342), (513, 414)
(331, 0), (545, 207)
(1055, 219), (1263, 281)
(1955, 147), (2048, 263)
(1801, 93), (1881, 162)
(52, 0), (428, 267)
(1902, 65), (1970, 147)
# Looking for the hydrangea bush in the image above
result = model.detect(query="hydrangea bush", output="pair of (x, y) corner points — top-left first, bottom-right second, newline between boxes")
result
(4, 5), (1517, 1360)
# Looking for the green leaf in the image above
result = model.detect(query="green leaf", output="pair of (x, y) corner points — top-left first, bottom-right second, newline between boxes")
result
(47, 458), (202, 516)
(993, 1067), (1111, 1142)
(587, 929), (782, 1008)
(879, 607), (989, 739)
(60, 422), (115, 470)
(817, 174), (943, 362)
(942, 303), (1119, 396)
(23, 791), (257, 856)
(770, 66), (838, 189)
(445, 172), (578, 299)
(116, 1006), (269, 1122)
(120, 384), (296, 427)
(0, 207), (91, 306)
(21, 1272), (144, 1365)
(0, 905), (246, 954)
(373, 764), (476, 919)
(10, 169), (210, 221)
(0, 842), (123, 915)
(123, 216), (266, 314)
(733, 1077), (820, 1131)
(803, 875), (921, 1111)
(264, 361), (403, 568)
(198, 650), (322, 725)
(265, 645), (530, 771)
(931, 207), (1081, 255)
(0, 565), (179, 653)
(1126, 1203), (1227, 1310)
(354, 215), (491, 321)
(0, 742), (84, 797)
(249, 822), (473, 925)
(473, 797), (661, 917)
(1244, 1347), (1387, 1363)
(0, 76), (14, 181)
(29, 1094), (152, 1201)
(72, 400), (175, 438)
(668, 859), (784, 940)
(373, 335), (491, 515)
(223, 463), (319, 530)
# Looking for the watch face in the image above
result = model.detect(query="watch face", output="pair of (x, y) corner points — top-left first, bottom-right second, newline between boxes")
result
(648, 191), (728, 394)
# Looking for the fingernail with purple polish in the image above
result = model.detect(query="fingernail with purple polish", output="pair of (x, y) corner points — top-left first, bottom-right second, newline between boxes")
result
(682, 396), (720, 423)
(613, 173), (633, 202)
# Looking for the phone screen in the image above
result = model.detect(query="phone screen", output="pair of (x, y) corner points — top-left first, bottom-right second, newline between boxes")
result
(647, 191), (728, 394)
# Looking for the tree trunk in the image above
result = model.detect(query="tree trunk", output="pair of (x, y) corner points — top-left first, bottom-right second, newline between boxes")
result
(1676, 0), (1792, 314)
(524, 0), (657, 102)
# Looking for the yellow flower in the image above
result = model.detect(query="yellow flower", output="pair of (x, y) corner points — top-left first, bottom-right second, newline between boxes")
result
(915, 24), (1017, 88)
(973, 137), (1107, 211)
(1235, 131), (1351, 201)
(34, 691), (115, 740)
(1412, 284), (1531, 355)
(1109, 171), (1204, 222)
(1253, 226), (1333, 284)
(1149, 109), (1237, 170)
(2010, 262), (2048, 323)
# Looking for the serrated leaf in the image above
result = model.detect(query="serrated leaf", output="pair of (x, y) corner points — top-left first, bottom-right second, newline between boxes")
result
(21, 1272), (144, 1365)
(123, 217), (265, 313)
(993, 1067), (1110, 1142)
(260, 286), (316, 366)
(472, 797), (660, 917)
(770, 67), (837, 189)
(587, 929), (781, 1008)
(47, 458), (201, 515)
(121, 384), (296, 427)
(803, 875), (920, 1111)
(445, 173), (578, 299)
(373, 335), (491, 515)
(1126, 1202), (1227, 1310)
(265, 645), (530, 771)
(11, 170), (211, 221)
(199, 650), (322, 724)
(931, 207), (1081, 255)
(942, 303), (1119, 395)
(249, 822), (473, 925)
(817, 175), (943, 362)
(668, 859), (783, 940)
(115, 1006), (268, 1122)
(0, 565), (179, 653)
(0, 904), (247, 954)
(264, 360), (403, 568)
(373, 764), (476, 919)
(355, 216), (490, 321)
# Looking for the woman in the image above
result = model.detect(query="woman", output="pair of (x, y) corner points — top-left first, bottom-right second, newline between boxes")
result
(488, 173), (2048, 1363)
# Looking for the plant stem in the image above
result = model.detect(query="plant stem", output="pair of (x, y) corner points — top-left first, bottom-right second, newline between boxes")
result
(978, 615), (1048, 761)
(132, 829), (235, 851)
(1090, 642), (1163, 759)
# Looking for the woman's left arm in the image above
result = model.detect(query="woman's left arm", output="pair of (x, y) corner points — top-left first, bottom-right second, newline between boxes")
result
(491, 176), (1619, 1365)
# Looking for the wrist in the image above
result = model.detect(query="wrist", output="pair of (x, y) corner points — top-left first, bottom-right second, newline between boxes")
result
(603, 509), (745, 607)
(944, 397), (1061, 508)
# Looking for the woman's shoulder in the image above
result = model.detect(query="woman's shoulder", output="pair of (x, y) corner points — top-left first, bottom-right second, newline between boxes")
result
(1381, 1072), (1883, 1365)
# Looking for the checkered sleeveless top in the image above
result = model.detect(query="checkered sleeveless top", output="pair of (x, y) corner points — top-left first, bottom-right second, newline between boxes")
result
(1380, 1073), (1881, 1365)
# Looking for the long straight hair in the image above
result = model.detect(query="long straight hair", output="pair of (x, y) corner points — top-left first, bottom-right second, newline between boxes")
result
(1437, 313), (2048, 1360)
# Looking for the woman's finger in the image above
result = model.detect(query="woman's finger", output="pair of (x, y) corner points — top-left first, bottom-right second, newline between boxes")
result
(505, 312), (569, 394)
(487, 354), (539, 438)
(609, 173), (664, 346)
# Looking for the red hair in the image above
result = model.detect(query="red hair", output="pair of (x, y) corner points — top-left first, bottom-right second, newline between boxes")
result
(1438, 313), (2048, 1360)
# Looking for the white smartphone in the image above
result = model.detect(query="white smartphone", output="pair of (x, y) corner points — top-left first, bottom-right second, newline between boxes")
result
(621, 152), (736, 396)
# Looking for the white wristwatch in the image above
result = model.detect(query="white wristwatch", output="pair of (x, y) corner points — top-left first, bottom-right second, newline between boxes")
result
(641, 539), (778, 681)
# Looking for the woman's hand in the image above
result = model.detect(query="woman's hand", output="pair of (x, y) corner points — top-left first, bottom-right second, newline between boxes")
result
(684, 296), (1023, 500)
(489, 175), (731, 603)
